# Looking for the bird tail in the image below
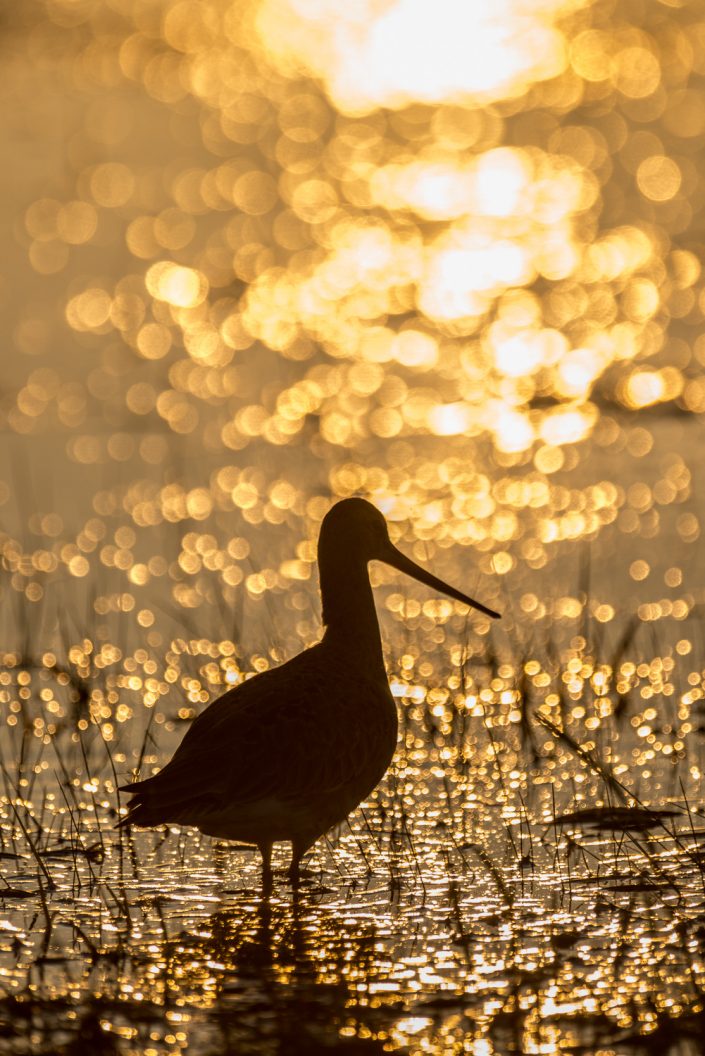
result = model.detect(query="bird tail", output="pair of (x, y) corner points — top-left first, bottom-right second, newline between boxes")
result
(117, 775), (165, 828)
(117, 769), (213, 829)
(117, 759), (218, 829)
(116, 792), (156, 829)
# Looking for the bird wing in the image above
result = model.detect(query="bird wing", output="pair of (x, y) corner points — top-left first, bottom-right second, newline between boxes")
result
(120, 645), (384, 819)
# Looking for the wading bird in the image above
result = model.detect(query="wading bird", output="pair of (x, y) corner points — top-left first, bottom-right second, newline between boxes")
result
(119, 498), (499, 892)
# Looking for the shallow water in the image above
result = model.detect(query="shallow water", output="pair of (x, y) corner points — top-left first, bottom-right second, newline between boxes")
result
(1, 582), (705, 1055)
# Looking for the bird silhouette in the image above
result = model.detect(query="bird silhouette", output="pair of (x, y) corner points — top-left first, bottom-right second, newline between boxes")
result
(119, 498), (499, 892)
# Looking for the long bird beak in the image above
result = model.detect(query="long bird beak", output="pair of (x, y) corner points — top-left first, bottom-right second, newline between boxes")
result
(379, 542), (501, 619)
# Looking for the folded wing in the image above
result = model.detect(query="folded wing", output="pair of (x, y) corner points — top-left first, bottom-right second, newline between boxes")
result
(119, 645), (377, 826)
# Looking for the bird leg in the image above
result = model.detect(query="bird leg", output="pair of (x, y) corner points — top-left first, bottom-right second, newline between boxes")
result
(287, 839), (311, 888)
(260, 841), (273, 896)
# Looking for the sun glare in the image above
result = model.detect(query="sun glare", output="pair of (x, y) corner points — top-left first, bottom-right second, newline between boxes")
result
(256, 0), (579, 113)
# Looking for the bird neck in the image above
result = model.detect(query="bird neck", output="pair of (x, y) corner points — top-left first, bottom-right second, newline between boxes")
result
(318, 554), (386, 667)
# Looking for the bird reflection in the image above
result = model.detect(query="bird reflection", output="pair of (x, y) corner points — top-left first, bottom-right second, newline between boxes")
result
(160, 896), (392, 1054)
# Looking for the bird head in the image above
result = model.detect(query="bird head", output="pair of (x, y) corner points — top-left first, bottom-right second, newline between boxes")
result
(318, 498), (500, 619)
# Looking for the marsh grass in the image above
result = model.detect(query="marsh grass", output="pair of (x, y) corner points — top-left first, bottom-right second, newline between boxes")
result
(0, 581), (704, 1054)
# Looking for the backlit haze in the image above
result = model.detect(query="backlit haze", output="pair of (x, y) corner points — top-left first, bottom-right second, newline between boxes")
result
(1, 1), (705, 1053)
